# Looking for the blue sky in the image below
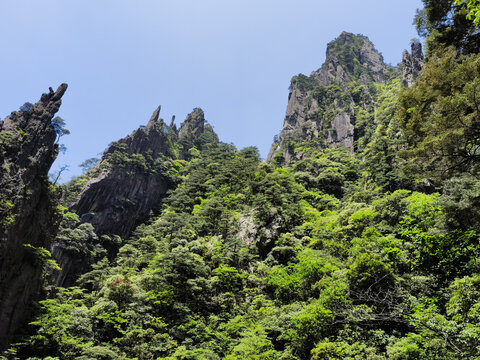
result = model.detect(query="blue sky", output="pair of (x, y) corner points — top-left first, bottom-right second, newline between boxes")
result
(0, 0), (423, 180)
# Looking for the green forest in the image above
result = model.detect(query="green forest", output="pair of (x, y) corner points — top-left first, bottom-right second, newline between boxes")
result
(1, 0), (480, 359)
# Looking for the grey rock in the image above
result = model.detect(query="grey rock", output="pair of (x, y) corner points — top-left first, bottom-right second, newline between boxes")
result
(179, 108), (205, 138)
(313, 31), (386, 85)
(178, 108), (207, 160)
(402, 41), (423, 87)
(267, 32), (386, 163)
(0, 84), (67, 348)
(70, 106), (173, 238)
(53, 107), (214, 288)
(60, 108), (202, 252)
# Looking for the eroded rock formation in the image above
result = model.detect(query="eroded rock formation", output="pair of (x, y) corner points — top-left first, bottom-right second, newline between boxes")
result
(0, 84), (67, 347)
(69, 107), (215, 238)
(49, 107), (217, 288)
(178, 108), (206, 160)
(70, 106), (176, 238)
(402, 41), (424, 87)
(267, 32), (387, 163)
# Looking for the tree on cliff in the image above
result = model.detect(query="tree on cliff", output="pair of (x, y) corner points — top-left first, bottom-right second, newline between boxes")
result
(415, 0), (480, 54)
(51, 116), (70, 144)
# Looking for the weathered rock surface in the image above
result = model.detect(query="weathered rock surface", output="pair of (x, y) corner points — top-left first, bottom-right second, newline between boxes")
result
(69, 107), (214, 238)
(267, 32), (387, 163)
(179, 108), (205, 142)
(0, 84), (67, 347)
(50, 107), (216, 288)
(402, 41), (424, 87)
(70, 106), (175, 238)
(313, 32), (386, 85)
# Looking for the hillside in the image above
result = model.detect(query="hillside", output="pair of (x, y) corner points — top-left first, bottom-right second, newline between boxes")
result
(1, 1), (480, 359)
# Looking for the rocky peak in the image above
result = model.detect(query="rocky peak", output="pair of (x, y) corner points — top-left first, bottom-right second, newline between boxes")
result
(70, 106), (176, 238)
(104, 106), (171, 160)
(0, 84), (67, 348)
(146, 105), (161, 130)
(179, 107), (205, 139)
(402, 40), (424, 87)
(267, 33), (387, 163)
(53, 107), (215, 288)
(70, 107), (213, 238)
(314, 32), (386, 85)
(1, 84), (67, 168)
(178, 108), (209, 160)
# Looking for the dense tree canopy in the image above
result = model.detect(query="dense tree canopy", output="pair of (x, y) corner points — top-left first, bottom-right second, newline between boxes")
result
(397, 47), (480, 179)
(3, 1), (480, 359)
(415, 0), (480, 54)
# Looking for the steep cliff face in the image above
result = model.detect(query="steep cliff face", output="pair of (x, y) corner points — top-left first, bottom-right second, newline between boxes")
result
(0, 84), (67, 347)
(267, 32), (387, 163)
(69, 106), (175, 238)
(49, 107), (217, 288)
(402, 41), (424, 87)
(69, 107), (216, 239)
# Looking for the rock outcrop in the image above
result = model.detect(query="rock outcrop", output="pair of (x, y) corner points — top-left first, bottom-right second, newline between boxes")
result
(313, 32), (386, 85)
(50, 107), (217, 288)
(178, 108), (205, 160)
(267, 32), (387, 163)
(70, 107), (215, 238)
(402, 41), (423, 87)
(70, 106), (176, 238)
(0, 84), (67, 347)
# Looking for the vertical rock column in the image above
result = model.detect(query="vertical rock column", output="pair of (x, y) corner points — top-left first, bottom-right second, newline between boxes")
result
(402, 41), (424, 87)
(0, 84), (67, 347)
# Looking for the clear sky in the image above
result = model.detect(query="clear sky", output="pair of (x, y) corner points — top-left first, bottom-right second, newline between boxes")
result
(0, 0), (423, 180)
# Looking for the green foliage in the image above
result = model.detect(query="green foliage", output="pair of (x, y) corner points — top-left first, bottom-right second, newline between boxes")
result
(409, 228), (480, 282)
(15, 124), (480, 359)
(27, 287), (92, 359)
(347, 253), (395, 295)
(10, 17), (480, 359)
(415, 0), (480, 55)
(267, 249), (338, 302)
(224, 324), (279, 360)
(363, 79), (410, 191)
(397, 47), (480, 179)
(290, 74), (318, 93)
(455, 0), (480, 25)
(51, 116), (70, 143)
(23, 244), (60, 271)
(328, 34), (376, 81)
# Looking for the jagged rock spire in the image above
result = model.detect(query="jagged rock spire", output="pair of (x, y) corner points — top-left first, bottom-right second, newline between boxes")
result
(146, 105), (161, 130)
(267, 32), (386, 163)
(0, 84), (67, 348)
(402, 41), (424, 87)
(70, 107), (210, 239)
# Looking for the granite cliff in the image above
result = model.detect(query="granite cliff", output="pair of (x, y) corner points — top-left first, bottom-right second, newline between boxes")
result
(70, 106), (176, 238)
(70, 107), (215, 238)
(267, 32), (388, 163)
(0, 84), (67, 347)
(402, 41), (424, 87)
(51, 107), (217, 287)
